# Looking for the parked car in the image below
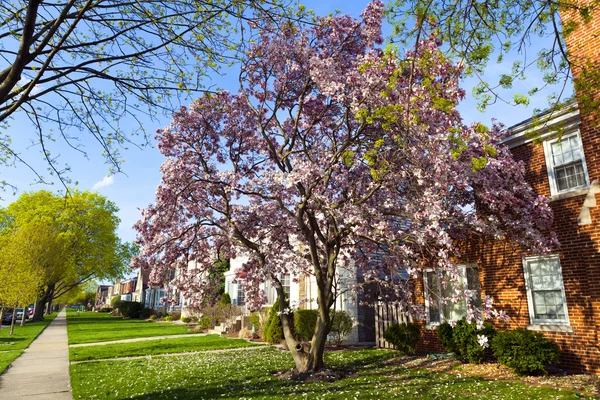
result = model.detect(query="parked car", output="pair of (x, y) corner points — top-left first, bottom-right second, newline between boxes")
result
(1, 309), (14, 323)
(15, 308), (28, 321)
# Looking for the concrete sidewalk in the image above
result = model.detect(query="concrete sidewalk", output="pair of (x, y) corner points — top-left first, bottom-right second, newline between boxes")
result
(0, 309), (71, 399)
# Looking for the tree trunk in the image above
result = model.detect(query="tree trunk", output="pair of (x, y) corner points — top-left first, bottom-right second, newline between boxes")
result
(46, 297), (53, 314)
(274, 282), (330, 373)
(20, 305), (26, 326)
(45, 284), (55, 314)
(0, 308), (4, 331)
(9, 303), (17, 336)
(32, 284), (54, 322)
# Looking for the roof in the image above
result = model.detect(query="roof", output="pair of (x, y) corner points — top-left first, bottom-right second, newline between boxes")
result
(500, 100), (580, 149)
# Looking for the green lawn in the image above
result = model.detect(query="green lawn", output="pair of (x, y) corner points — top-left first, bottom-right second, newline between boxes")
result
(0, 312), (58, 373)
(70, 334), (260, 361)
(70, 348), (591, 400)
(66, 311), (203, 344)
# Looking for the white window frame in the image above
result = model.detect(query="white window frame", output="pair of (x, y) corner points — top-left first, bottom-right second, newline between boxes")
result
(237, 280), (245, 306)
(423, 264), (479, 325)
(522, 255), (570, 326)
(543, 130), (590, 196)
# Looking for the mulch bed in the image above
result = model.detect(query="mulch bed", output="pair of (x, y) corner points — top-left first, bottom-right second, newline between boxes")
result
(393, 354), (600, 397)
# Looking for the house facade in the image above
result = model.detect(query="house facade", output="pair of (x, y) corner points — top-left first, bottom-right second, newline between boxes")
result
(413, 1), (600, 375)
(413, 102), (600, 374)
(224, 256), (376, 344)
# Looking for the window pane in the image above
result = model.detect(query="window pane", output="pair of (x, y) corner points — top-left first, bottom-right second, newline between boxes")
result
(527, 257), (567, 322)
(237, 282), (245, 306)
(466, 266), (482, 309)
(426, 272), (441, 323)
(555, 161), (585, 191)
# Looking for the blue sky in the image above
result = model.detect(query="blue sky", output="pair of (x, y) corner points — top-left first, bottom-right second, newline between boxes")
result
(0, 0), (572, 247)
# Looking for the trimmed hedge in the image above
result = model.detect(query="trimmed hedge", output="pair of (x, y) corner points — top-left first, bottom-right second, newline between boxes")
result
(294, 309), (318, 341)
(384, 322), (421, 354)
(117, 301), (143, 319)
(492, 329), (560, 375)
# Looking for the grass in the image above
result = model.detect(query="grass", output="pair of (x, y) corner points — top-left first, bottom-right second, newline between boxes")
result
(69, 334), (261, 361)
(70, 348), (592, 399)
(66, 311), (203, 344)
(0, 311), (58, 373)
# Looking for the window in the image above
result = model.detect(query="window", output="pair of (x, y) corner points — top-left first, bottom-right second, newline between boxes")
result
(424, 264), (480, 324)
(237, 281), (245, 306)
(544, 132), (589, 195)
(282, 274), (291, 297)
(523, 255), (569, 325)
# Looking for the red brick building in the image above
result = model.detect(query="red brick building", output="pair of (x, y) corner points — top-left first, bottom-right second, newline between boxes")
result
(412, 2), (600, 374)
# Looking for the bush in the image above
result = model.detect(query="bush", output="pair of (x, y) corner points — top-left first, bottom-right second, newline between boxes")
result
(199, 314), (212, 329)
(440, 318), (495, 364)
(238, 327), (253, 339)
(149, 314), (157, 320)
(384, 322), (421, 354)
(492, 329), (560, 375)
(118, 302), (143, 319)
(250, 307), (270, 332)
(438, 321), (457, 353)
(163, 315), (173, 322)
(294, 309), (318, 341)
(220, 293), (231, 305)
(263, 298), (285, 344)
(110, 295), (121, 307)
(171, 311), (181, 321)
(181, 316), (192, 323)
(330, 310), (353, 345)
(140, 307), (152, 319)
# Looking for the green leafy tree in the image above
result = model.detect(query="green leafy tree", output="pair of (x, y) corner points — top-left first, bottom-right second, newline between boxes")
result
(1, 190), (131, 321)
(0, 220), (47, 333)
(387, 0), (600, 114)
(0, 0), (297, 191)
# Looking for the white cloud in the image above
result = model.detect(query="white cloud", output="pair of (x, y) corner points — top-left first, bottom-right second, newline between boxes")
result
(91, 175), (114, 191)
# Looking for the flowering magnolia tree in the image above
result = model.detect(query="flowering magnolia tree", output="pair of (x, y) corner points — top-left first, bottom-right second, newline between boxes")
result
(134, 0), (557, 372)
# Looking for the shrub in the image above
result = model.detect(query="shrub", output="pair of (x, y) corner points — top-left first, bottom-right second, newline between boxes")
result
(118, 302), (143, 319)
(110, 295), (121, 307)
(443, 318), (495, 364)
(438, 322), (457, 353)
(139, 307), (152, 319)
(384, 322), (421, 354)
(249, 312), (260, 331)
(238, 327), (253, 339)
(263, 298), (285, 344)
(492, 329), (560, 375)
(250, 307), (270, 332)
(163, 315), (173, 322)
(171, 311), (181, 321)
(220, 293), (231, 305)
(330, 310), (353, 345)
(199, 315), (212, 329)
(149, 314), (157, 320)
(181, 316), (192, 323)
(294, 309), (318, 341)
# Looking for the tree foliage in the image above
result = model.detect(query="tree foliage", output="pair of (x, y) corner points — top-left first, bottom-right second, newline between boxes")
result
(0, 0), (294, 189)
(387, 0), (600, 113)
(1, 190), (132, 320)
(134, 0), (556, 372)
